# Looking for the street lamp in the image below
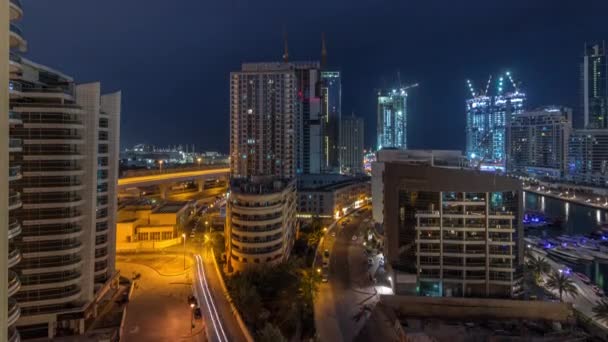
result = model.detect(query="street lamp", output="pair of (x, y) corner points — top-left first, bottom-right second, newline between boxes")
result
(182, 233), (187, 270)
(197, 157), (202, 168)
(190, 303), (195, 335)
(159, 160), (164, 173)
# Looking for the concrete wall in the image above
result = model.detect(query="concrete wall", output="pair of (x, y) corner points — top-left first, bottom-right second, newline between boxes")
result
(381, 295), (572, 322)
(116, 237), (182, 253)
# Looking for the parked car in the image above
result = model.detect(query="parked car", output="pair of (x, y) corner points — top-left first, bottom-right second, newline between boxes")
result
(323, 249), (330, 259)
(194, 307), (202, 319)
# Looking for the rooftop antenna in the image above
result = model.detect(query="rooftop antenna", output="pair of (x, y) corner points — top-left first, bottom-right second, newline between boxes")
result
(321, 32), (327, 69)
(282, 28), (289, 63)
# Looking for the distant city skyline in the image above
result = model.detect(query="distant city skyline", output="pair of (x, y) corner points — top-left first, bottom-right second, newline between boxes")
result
(20, 0), (608, 151)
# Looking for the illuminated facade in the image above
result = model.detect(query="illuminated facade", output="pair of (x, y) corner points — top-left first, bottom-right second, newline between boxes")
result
(567, 129), (608, 186)
(229, 63), (297, 179)
(465, 73), (526, 170)
(582, 41), (608, 129)
(320, 71), (341, 173)
(339, 115), (364, 175)
(506, 106), (572, 178)
(377, 88), (409, 150)
(226, 178), (297, 271)
(382, 162), (523, 299)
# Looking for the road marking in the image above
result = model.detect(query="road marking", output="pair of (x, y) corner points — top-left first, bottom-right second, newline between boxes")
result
(195, 254), (228, 342)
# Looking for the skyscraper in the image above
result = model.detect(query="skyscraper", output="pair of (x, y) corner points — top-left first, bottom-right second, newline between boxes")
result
(6, 4), (121, 335)
(9, 59), (121, 339)
(320, 71), (341, 173)
(506, 106), (572, 178)
(465, 72), (526, 170)
(229, 63), (297, 179)
(377, 85), (416, 150)
(5, 1), (26, 340)
(582, 41), (608, 129)
(293, 62), (323, 174)
(227, 62), (298, 271)
(339, 115), (364, 174)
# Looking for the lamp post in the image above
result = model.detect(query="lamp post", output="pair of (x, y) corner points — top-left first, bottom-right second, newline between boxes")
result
(182, 233), (186, 270)
(197, 157), (202, 169)
(190, 303), (195, 335)
(159, 160), (164, 173)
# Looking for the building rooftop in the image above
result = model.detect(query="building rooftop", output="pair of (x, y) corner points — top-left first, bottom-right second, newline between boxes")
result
(231, 177), (293, 195)
(152, 202), (189, 214)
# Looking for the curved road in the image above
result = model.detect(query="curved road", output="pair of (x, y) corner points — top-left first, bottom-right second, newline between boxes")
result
(315, 209), (379, 342)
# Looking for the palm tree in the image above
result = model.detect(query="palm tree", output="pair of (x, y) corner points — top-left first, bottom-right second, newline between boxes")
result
(525, 255), (551, 284)
(545, 270), (578, 302)
(593, 300), (608, 323)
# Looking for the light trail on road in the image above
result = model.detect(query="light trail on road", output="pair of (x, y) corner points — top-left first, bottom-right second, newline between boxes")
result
(195, 254), (228, 342)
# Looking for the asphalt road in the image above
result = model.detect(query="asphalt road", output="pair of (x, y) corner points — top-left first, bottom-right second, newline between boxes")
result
(193, 251), (248, 342)
(315, 208), (379, 342)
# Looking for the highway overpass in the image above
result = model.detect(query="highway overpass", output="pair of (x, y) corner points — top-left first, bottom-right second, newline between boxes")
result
(118, 167), (230, 198)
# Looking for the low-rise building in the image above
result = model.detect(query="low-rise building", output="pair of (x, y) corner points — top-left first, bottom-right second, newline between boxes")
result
(296, 174), (370, 218)
(226, 178), (297, 271)
(116, 201), (191, 251)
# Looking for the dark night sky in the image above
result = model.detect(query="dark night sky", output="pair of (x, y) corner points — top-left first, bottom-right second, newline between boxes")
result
(21, 0), (608, 152)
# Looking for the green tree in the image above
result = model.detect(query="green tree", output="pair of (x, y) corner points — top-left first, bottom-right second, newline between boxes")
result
(545, 270), (578, 302)
(307, 229), (324, 250)
(525, 255), (551, 284)
(229, 275), (263, 325)
(257, 323), (287, 342)
(593, 300), (608, 323)
(298, 269), (321, 315)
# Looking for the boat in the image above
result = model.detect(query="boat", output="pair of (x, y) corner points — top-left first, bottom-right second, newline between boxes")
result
(548, 247), (594, 262)
(587, 249), (608, 261)
(523, 211), (549, 228)
(529, 245), (548, 256)
(574, 272), (591, 284)
(557, 235), (578, 243)
(592, 285), (606, 297)
(524, 236), (541, 245)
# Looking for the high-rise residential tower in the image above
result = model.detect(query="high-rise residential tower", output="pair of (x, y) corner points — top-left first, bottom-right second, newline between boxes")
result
(377, 87), (412, 150)
(10, 59), (121, 339)
(506, 106), (572, 178)
(339, 115), (364, 175)
(227, 62), (298, 271)
(5, 0), (26, 340)
(582, 41), (608, 129)
(229, 63), (297, 179)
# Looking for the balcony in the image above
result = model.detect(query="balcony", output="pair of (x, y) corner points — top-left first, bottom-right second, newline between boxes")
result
(8, 271), (21, 297)
(21, 241), (83, 258)
(8, 247), (21, 268)
(9, 24), (26, 52)
(8, 298), (20, 327)
(9, 192), (22, 211)
(19, 271), (82, 291)
(9, 0), (23, 21)
(8, 327), (19, 342)
(9, 165), (22, 182)
(14, 285), (81, 307)
(21, 86), (74, 101)
(19, 256), (82, 274)
(9, 138), (22, 153)
(8, 109), (22, 124)
(8, 219), (22, 240)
